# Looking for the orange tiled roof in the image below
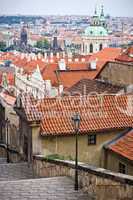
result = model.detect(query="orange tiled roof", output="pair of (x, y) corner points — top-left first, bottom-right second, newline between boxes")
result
(66, 79), (123, 95)
(57, 70), (99, 89)
(0, 48), (122, 88)
(90, 48), (122, 62)
(57, 48), (122, 88)
(109, 129), (133, 161)
(0, 92), (16, 106)
(17, 94), (133, 136)
(16, 94), (42, 122)
(115, 47), (133, 63)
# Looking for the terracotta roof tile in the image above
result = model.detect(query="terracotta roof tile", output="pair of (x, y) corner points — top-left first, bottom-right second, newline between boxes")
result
(0, 48), (121, 88)
(17, 94), (133, 136)
(109, 129), (133, 161)
(115, 46), (133, 63)
(0, 92), (16, 106)
(14, 93), (42, 122)
(66, 79), (123, 95)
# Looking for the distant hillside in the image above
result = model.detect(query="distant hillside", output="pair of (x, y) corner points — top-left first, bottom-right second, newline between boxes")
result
(0, 16), (45, 25)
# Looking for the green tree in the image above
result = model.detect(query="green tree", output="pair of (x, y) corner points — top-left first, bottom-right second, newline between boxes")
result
(35, 39), (50, 49)
(0, 41), (6, 51)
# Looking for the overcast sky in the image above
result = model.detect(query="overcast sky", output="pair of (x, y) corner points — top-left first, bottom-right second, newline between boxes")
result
(0, 0), (133, 17)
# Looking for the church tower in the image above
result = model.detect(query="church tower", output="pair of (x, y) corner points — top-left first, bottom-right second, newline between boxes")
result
(20, 26), (28, 46)
(99, 5), (107, 28)
(81, 5), (109, 55)
(92, 6), (100, 26)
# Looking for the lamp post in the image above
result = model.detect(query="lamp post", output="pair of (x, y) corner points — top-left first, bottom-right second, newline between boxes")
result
(5, 118), (10, 163)
(72, 113), (80, 191)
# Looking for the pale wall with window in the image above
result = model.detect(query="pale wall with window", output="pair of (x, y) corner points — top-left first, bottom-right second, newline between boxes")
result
(104, 150), (133, 176)
(40, 130), (123, 167)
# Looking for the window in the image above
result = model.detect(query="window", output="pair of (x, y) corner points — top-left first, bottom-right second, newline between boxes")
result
(119, 162), (126, 174)
(90, 44), (93, 53)
(88, 134), (96, 145)
(99, 44), (103, 51)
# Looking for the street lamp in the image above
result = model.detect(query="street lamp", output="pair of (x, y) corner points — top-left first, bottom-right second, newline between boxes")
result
(72, 113), (81, 191)
(5, 118), (10, 163)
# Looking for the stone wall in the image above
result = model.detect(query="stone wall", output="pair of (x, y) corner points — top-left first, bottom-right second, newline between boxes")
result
(98, 61), (133, 86)
(33, 155), (133, 200)
(0, 144), (21, 163)
(0, 145), (6, 157)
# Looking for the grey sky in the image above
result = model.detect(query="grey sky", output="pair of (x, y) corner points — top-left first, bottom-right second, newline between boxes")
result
(0, 0), (133, 17)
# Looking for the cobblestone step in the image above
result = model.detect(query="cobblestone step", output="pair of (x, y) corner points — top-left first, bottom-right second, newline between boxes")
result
(0, 162), (34, 181)
(0, 177), (93, 200)
(0, 157), (7, 164)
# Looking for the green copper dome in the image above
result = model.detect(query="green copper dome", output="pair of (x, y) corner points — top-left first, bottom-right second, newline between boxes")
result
(84, 26), (108, 37)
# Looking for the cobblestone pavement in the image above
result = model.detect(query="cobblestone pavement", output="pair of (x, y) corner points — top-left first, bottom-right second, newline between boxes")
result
(0, 177), (93, 200)
(0, 158), (7, 164)
(0, 162), (33, 181)
(0, 161), (94, 200)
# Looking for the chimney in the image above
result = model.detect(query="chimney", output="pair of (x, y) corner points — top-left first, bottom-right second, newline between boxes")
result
(45, 80), (51, 92)
(81, 58), (85, 62)
(31, 53), (35, 60)
(59, 85), (64, 95)
(58, 59), (66, 70)
(56, 52), (60, 59)
(44, 52), (47, 59)
(38, 53), (41, 59)
(50, 52), (54, 58)
(75, 58), (79, 62)
(34, 55), (37, 61)
(21, 53), (24, 59)
(90, 60), (97, 70)
(68, 58), (72, 63)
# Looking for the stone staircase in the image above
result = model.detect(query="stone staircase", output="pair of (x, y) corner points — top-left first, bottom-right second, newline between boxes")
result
(0, 158), (94, 200)
(0, 157), (7, 164)
(0, 162), (34, 181)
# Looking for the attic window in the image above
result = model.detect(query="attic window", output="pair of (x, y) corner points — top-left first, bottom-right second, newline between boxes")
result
(100, 31), (103, 35)
(90, 31), (93, 34)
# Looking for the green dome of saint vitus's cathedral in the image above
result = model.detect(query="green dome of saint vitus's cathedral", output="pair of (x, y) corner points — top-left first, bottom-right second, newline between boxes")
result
(84, 5), (108, 37)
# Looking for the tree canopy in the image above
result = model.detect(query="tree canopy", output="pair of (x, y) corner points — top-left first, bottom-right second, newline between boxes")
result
(0, 41), (6, 51)
(35, 39), (50, 49)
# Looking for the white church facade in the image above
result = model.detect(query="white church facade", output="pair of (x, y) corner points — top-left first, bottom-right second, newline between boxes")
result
(81, 5), (110, 55)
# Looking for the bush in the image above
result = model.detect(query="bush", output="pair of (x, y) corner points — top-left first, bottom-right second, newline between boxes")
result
(45, 154), (65, 160)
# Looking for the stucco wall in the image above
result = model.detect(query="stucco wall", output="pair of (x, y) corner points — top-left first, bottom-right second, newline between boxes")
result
(105, 150), (133, 176)
(99, 61), (133, 86)
(41, 130), (122, 167)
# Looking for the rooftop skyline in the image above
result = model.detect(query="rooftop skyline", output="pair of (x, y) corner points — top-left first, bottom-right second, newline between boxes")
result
(0, 0), (133, 17)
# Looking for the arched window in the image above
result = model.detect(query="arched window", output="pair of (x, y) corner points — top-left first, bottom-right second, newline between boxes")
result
(90, 44), (93, 53)
(99, 44), (103, 51)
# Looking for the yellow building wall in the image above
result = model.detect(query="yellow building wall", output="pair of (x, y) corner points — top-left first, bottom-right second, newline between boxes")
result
(41, 130), (122, 167)
(106, 152), (133, 176)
